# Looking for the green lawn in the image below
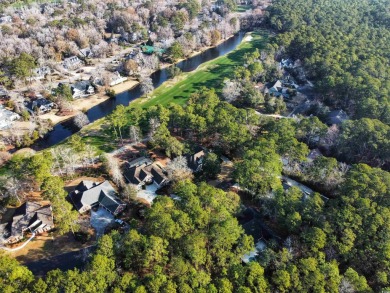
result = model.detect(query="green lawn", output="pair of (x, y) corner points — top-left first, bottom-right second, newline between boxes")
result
(0, 30), (270, 162)
(236, 5), (253, 12)
(132, 30), (269, 109)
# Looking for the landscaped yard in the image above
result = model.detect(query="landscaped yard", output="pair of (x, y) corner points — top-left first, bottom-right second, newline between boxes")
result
(9, 232), (94, 264)
(132, 30), (269, 109)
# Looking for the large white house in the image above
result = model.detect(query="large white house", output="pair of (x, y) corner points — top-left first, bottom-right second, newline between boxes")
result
(0, 105), (20, 130)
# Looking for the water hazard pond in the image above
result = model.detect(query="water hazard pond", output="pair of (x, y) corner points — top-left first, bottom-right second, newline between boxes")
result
(32, 32), (246, 150)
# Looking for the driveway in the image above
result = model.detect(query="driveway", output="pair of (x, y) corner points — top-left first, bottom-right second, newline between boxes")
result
(137, 183), (159, 204)
(90, 207), (115, 238)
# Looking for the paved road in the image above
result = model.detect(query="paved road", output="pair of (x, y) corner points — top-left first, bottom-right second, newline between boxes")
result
(255, 110), (292, 119)
(282, 176), (329, 201)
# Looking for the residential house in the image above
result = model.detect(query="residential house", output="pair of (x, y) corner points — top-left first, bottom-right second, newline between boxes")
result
(0, 202), (54, 245)
(0, 15), (12, 24)
(325, 109), (349, 125)
(69, 180), (126, 215)
(307, 148), (322, 163)
(31, 66), (51, 80)
(186, 148), (206, 172)
(242, 241), (267, 263)
(264, 80), (291, 99)
(79, 47), (94, 59)
(151, 167), (169, 187)
(70, 80), (95, 99)
(0, 87), (8, 97)
(110, 71), (128, 86)
(63, 56), (83, 70)
(24, 97), (55, 114)
(0, 105), (20, 130)
(279, 58), (294, 69)
(123, 157), (169, 190)
(125, 49), (139, 60)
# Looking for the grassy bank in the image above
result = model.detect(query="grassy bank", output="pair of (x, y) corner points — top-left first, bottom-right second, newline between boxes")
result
(77, 30), (270, 152)
(1, 30), (270, 164)
(132, 30), (269, 109)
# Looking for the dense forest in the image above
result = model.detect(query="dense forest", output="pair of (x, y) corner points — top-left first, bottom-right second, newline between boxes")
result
(267, 0), (390, 124)
(2, 86), (389, 292)
(266, 0), (390, 168)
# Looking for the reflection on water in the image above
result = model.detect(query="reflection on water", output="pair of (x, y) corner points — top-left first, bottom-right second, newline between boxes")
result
(33, 32), (245, 149)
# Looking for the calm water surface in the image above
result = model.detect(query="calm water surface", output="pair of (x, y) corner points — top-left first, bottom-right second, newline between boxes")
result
(33, 32), (245, 149)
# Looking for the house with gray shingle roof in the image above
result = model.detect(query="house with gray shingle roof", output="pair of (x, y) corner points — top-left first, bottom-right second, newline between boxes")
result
(186, 148), (206, 172)
(0, 105), (20, 130)
(69, 180), (126, 215)
(0, 202), (54, 244)
(123, 157), (169, 190)
(63, 56), (83, 70)
(325, 109), (349, 125)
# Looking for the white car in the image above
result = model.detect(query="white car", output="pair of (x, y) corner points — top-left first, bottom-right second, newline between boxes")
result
(115, 219), (124, 225)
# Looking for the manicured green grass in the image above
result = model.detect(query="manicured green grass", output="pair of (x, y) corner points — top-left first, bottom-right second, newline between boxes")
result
(236, 5), (253, 12)
(0, 30), (270, 165)
(132, 30), (269, 109)
(82, 136), (116, 153)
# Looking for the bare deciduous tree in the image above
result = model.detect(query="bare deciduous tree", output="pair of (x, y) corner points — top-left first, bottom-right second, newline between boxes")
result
(105, 154), (125, 187)
(166, 156), (193, 184)
(83, 144), (97, 166)
(148, 118), (161, 140)
(338, 279), (355, 293)
(129, 125), (141, 143)
(0, 176), (27, 204)
(51, 145), (80, 175)
(140, 77), (154, 96)
(74, 112), (90, 129)
(222, 79), (242, 103)
(0, 151), (12, 166)
(123, 184), (138, 201)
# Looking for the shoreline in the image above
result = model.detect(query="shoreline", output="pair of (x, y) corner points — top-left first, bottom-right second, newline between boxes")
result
(35, 34), (236, 127)
(1, 33), (242, 151)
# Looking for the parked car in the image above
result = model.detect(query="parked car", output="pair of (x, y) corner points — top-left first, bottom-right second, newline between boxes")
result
(115, 219), (124, 225)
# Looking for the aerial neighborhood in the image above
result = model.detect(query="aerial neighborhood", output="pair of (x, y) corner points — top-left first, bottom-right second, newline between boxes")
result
(0, 0), (389, 292)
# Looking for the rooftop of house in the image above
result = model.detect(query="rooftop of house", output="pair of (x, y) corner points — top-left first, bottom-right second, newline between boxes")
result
(64, 56), (81, 63)
(125, 165), (152, 185)
(307, 148), (322, 162)
(0, 87), (8, 96)
(69, 180), (125, 214)
(326, 109), (349, 125)
(0, 201), (54, 242)
(71, 80), (94, 91)
(123, 157), (168, 186)
(186, 147), (206, 171)
(33, 66), (51, 76)
(128, 156), (153, 169)
(0, 105), (20, 120)
(79, 47), (93, 58)
(24, 97), (54, 111)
